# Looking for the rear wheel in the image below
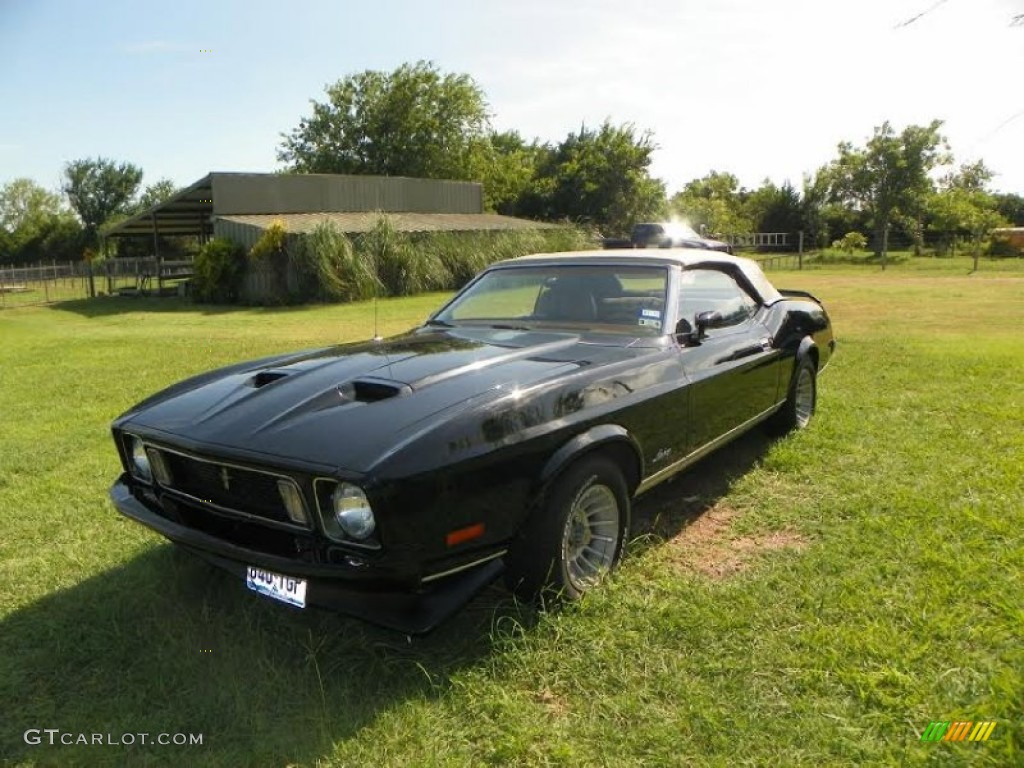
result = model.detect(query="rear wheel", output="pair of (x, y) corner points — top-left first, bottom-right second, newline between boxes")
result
(766, 356), (817, 435)
(505, 455), (629, 601)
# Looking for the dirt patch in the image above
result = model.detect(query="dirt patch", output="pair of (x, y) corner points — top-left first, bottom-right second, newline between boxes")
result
(664, 504), (807, 578)
(535, 688), (569, 717)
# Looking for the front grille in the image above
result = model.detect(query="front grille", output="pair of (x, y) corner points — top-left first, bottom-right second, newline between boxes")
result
(156, 449), (304, 528)
(170, 498), (317, 559)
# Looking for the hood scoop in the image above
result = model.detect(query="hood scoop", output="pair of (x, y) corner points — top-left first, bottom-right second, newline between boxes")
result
(343, 377), (412, 403)
(248, 369), (292, 388)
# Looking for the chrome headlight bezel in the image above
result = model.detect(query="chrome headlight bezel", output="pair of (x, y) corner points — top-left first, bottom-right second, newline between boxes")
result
(128, 435), (152, 483)
(332, 483), (376, 540)
(314, 479), (380, 547)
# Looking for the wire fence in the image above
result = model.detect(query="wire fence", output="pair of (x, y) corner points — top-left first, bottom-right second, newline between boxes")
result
(0, 258), (193, 309)
(2, 235), (1015, 311)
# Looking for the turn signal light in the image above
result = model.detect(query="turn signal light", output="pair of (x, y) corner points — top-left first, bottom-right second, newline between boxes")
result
(446, 523), (485, 547)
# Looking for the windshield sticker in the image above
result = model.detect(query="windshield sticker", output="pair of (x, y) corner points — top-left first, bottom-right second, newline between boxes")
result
(638, 318), (662, 329)
(640, 308), (662, 319)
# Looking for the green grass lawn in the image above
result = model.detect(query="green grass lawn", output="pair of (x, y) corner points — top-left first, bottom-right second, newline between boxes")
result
(1, 258), (1021, 766)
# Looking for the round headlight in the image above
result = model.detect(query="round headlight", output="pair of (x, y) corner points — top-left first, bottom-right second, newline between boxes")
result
(332, 483), (376, 540)
(130, 437), (152, 482)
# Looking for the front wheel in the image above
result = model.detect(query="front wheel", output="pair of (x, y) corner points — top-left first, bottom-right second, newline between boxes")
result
(504, 455), (629, 601)
(766, 356), (817, 435)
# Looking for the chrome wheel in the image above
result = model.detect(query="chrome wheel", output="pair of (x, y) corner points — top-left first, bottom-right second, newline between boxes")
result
(794, 366), (815, 427)
(560, 480), (621, 592)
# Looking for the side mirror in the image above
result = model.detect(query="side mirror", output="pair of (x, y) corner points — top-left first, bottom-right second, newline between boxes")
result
(679, 313), (729, 348)
(695, 310), (722, 331)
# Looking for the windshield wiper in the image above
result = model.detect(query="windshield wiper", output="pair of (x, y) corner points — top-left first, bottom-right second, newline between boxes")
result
(487, 323), (531, 331)
(424, 319), (454, 328)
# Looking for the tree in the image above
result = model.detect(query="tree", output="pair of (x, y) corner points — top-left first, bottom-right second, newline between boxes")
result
(823, 120), (950, 258)
(517, 121), (665, 235)
(926, 163), (1007, 266)
(941, 160), (994, 192)
(992, 192), (1024, 225)
(62, 158), (143, 247)
(927, 188), (1006, 269)
(0, 178), (64, 234)
(743, 180), (803, 238)
(669, 171), (752, 236)
(0, 178), (84, 264)
(278, 61), (491, 180)
(802, 168), (870, 250)
(470, 130), (548, 214)
(134, 178), (179, 213)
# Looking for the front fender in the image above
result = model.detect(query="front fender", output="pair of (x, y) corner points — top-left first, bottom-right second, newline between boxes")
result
(538, 424), (644, 492)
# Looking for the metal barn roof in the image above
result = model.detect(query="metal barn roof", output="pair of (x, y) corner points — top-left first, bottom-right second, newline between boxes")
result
(104, 172), (544, 240)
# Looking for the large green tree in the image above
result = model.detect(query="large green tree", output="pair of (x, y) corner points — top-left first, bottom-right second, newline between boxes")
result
(0, 178), (84, 264)
(743, 180), (803, 235)
(278, 61), (491, 180)
(926, 160), (1007, 267)
(62, 157), (143, 247)
(0, 178), (64, 234)
(518, 121), (665, 235)
(823, 120), (949, 257)
(469, 130), (548, 215)
(669, 171), (752, 236)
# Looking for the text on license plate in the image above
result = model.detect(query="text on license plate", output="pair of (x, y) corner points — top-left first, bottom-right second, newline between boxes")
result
(245, 566), (307, 608)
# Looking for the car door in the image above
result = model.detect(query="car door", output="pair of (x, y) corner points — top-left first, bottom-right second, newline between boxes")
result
(676, 267), (781, 452)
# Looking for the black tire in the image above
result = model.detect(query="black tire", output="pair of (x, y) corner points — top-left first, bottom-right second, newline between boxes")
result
(504, 455), (629, 601)
(765, 356), (817, 436)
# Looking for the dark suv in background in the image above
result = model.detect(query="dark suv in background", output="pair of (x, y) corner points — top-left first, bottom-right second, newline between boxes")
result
(629, 222), (733, 253)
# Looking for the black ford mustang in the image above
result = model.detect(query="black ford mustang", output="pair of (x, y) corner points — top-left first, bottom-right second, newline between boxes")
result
(110, 250), (834, 632)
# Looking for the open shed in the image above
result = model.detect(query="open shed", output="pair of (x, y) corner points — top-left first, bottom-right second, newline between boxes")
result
(106, 171), (550, 250)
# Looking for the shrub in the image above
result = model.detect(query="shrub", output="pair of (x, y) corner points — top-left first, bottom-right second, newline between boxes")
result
(248, 221), (292, 304)
(414, 226), (593, 291)
(355, 216), (449, 297)
(291, 222), (378, 301)
(193, 238), (246, 303)
(831, 231), (868, 254)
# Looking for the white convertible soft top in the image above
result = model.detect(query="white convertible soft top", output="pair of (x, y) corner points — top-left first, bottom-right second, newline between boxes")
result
(507, 249), (785, 305)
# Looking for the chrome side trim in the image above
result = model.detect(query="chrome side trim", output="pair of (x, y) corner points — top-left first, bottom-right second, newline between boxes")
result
(421, 550), (507, 583)
(133, 438), (312, 532)
(636, 400), (786, 495)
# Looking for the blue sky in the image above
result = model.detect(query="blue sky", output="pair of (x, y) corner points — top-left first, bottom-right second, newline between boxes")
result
(2, 0), (1022, 197)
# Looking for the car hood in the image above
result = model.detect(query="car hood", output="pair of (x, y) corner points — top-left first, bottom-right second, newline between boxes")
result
(121, 327), (646, 474)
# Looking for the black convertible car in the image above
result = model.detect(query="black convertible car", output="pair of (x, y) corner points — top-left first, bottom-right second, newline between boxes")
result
(110, 250), (834, 632)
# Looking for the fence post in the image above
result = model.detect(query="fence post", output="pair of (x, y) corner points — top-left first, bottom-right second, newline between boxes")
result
(798, 231), (804, 270)
(882, 224), (890, 271)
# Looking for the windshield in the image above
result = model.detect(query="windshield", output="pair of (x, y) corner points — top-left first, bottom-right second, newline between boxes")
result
(432, 265), (669, 334)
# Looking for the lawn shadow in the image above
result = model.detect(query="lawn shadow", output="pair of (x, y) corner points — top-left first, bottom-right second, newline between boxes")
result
(0, 544), (535, 766)
(0, 433), (770, 766)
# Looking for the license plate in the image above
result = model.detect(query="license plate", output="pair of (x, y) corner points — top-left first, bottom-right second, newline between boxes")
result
(245, 566), (307, 608)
